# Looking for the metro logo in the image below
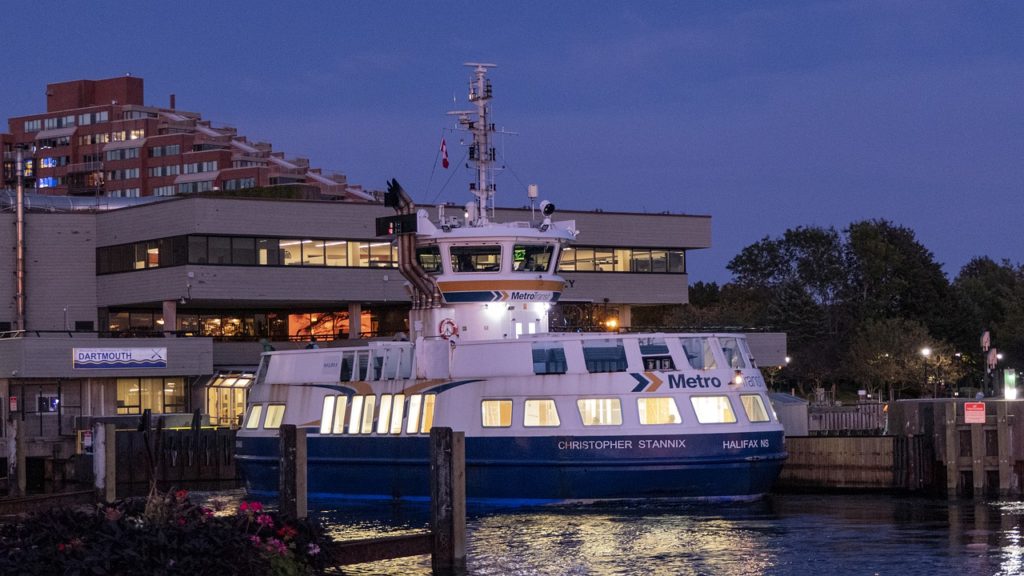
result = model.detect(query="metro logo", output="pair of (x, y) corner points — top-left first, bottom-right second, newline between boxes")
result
(667, 374), (723, 389)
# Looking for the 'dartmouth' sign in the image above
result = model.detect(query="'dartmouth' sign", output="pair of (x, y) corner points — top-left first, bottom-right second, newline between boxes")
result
(73, 348), (167, 369)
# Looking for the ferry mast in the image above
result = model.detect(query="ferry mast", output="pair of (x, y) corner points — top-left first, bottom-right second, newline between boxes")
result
(449, 62), (497, 226)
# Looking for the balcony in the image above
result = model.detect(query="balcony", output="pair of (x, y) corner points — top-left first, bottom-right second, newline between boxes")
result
(66, 161), (103, 173)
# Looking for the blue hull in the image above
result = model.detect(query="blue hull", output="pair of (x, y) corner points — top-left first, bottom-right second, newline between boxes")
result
(237, 432), (787, 502)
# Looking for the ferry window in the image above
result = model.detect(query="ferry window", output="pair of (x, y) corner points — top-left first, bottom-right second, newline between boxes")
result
(406, 394), (424, 434)
(377, 395), (393, 434)
(577, 398), (622, 426)
(637, 397), (682, 425)
(264, 404), (286, 429)
(451, 245), (501, 272)
(532, 342), (568, 375)
(420, 394), (436, 433)
(639, 337), (675, 371)
(348, 396), (365, 434)
(320, 396), (336, 434)
(691, 396), (737, 424)
(244, 405), (263, 429)
(582, 339), (628, 373)
(524, 399), (560, 427)
(325, 241), (348, 266)
(719, 337), (747, 369)
(332, 396), (349, 434)
(741, 394), (771, 423)
(360, 395), (377, 433)
(389, 394), (406, 434)
(680, 337), (717, 370)
(481, 399), (512, 428)
(416, 246), (442, 273)
(512, 244), (553, 272)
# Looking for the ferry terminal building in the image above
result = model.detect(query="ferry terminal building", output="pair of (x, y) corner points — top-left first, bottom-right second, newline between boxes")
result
(0, 76), (784, 493)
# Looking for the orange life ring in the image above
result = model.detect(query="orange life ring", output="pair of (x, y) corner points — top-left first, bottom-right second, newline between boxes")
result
(439, 318), (459, 339)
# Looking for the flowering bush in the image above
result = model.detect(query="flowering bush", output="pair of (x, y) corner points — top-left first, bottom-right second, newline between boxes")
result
(0, 490), (330, 575)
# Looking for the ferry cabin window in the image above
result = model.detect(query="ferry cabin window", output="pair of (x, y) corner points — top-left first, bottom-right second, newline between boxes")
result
(376, 394), (394, 434)
(420, 394), (436, 433)
(577, 398), (623, 426)
(320, 396), (336, 434)
(719, 337), (747, 369)
(524, 399), (561, 427)
(691, 396), (737, 424)
(512, 244), (554, 272)
(582, 339), (628, 373)
(532, 342), (568, 375)
(346, 395), (377, 434)
(332, 396), (349, 434)
(389, 394), (406, 434)
(348, 396), (365, 434)
(637, 397), (682, 425)
(639, 337), (675, 371)
(680, 337), (717, 370)
(451, 245), (501, 272)
(244, 405), (263, 429)
(416, 246), (442, 273)
(264, 404), (286, 429)
(741, 394), (771, 423)
(482, 399), (513, 427)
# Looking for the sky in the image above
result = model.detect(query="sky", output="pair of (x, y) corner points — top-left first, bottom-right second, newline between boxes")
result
(2, 1), (1022, 284)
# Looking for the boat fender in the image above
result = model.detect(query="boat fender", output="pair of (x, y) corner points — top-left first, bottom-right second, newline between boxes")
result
(439, 318), (459, 339)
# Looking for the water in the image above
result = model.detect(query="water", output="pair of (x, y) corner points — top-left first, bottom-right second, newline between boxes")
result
(306, 494), (1024, 576)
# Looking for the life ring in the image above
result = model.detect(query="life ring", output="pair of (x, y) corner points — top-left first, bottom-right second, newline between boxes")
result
(439, 318), (459, 339)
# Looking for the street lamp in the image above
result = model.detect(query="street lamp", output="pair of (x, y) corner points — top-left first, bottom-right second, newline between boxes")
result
(921, 347), (933, 397)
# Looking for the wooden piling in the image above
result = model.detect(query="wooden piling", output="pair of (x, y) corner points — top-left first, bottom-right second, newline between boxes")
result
(997, 402), (1011, 496)
(278, 424), (307, 520)
(944, 402), (959, 497)
(971, 414), (985, 497)
(430, 427), (466, 574)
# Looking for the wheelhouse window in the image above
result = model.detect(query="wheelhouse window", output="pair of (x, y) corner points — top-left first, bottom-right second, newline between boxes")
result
(512, 244), (554, 272)
(637, 397), (682, 424)
(451, 245), (501, 272)
(741, 394), (771, 423)
(264, 404), (286, 429)
(532, 341), (567, 375)
(577, 398), (622, 426)
(680, 337), (717, 370)
(244, 405), (263, 429)
(691, 396), (737, 424)
(582, 339), (628, 373)
(416, 246), (442, 273)
(639, 337), (674, 371)
(523, 399), (560, 427)
(482, 399), (512, 428)
(719, 337), (750, 369)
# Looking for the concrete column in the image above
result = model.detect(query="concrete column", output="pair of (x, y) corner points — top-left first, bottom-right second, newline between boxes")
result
(348, 303), (362, 340)
(162, 300), (177, 335)
(619, 304), (632, 330)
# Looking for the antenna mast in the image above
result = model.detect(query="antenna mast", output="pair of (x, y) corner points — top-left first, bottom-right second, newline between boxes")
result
(449, 62), (497, 226)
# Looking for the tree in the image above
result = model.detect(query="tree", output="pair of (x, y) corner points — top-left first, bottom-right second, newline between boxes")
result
(844, 317), (933, 399)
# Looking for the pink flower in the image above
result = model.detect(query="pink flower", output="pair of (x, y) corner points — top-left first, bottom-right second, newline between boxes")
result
(276, 525), (298, 540)
(307, 543), (321, 556)
(249, 501), (264, 512)
(201, 507), (214, 519)
(104, 507), (123, 522)
(264, 538), (288, 556)
(256, 514), (274, 528)
(174, 489), (189, 501)
(177, 517), (187, 526)
(240, 502), (249, 512)
(249, 535), (262, 546)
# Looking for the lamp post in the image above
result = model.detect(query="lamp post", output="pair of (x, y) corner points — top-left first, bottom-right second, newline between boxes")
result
(920, 347), (932, 397)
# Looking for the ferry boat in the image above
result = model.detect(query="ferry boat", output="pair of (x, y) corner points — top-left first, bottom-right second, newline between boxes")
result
(235, 63), (787, 502)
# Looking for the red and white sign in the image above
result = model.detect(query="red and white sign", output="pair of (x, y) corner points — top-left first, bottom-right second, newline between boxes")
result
(965, 402), (986, 424)
(8, 396), (16, 413)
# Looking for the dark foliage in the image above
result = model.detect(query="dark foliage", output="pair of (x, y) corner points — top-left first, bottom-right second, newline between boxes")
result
(0, 491), (329, 576)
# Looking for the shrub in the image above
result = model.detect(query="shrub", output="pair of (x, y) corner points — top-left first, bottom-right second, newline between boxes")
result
(0, 490), (329, 576)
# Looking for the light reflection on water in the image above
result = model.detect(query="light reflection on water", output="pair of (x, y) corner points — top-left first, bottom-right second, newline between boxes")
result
(201, 492), (1024, 575)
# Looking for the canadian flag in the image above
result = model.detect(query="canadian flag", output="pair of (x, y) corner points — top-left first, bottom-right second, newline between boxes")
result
(440, 138), (449, 169)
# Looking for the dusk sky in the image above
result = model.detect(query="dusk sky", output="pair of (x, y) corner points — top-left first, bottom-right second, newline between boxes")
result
(3, 1), (1022, 284)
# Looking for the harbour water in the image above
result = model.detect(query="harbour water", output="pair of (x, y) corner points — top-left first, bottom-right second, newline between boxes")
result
(307, 493), (1024, 576)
